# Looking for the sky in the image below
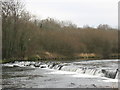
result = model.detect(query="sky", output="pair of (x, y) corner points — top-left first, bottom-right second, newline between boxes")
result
(24, 0), (119, 28)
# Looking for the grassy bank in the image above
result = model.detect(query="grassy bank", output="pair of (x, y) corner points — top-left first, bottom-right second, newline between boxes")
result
(1, 55), (119, 64)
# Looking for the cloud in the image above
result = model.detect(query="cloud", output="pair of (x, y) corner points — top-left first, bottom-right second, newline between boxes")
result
(25, 0), (118, 27)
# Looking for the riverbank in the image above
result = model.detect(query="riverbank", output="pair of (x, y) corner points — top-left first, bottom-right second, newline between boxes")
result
(0, 56), (119, 64)
(0, 58), (117, 64)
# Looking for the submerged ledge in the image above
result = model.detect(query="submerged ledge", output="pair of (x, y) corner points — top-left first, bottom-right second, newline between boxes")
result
(2, 59), (119, 79)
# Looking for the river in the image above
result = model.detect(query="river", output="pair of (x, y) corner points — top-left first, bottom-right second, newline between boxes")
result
(1, 59), (119, 88)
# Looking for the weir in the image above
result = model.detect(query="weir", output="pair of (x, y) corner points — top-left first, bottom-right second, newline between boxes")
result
(2, 60), (119, 79)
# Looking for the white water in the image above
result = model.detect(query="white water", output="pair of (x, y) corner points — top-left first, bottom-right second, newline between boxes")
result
(2, 59), (119, 88)
(3, 59), (119, 79)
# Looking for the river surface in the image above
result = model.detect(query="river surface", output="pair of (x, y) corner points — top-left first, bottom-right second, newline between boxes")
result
(1, 59), (119, 88)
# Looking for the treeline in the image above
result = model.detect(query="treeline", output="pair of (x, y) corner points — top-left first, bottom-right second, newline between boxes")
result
(2, 0), (119, 61)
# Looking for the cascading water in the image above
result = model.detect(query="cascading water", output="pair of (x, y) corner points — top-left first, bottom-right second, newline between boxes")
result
(2, 60), (119, 79)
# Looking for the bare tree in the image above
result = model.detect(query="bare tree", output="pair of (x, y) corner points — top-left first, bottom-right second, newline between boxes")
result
(2, 0), (25, 59)
(2, 0), (24, 18)
(0, 1), (2, 60)
(97, 24), (112, 30)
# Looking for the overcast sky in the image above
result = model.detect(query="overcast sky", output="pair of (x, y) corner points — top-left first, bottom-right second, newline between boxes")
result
(25, 0), (119, 28)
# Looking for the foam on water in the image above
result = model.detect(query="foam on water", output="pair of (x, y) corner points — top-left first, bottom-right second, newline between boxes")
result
(2, 59), (119, 79)
(102, 79), (118, 82)
(46, 70), (77, 75)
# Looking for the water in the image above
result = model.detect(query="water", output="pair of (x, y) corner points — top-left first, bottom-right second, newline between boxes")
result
(1, 59), (119, 88)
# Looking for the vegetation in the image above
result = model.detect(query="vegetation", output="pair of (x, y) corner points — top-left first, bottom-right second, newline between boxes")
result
(1, 0), (119, 62)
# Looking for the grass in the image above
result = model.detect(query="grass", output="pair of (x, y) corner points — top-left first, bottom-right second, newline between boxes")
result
(0, 56), (119, 64)
(0, 59), (16, 64)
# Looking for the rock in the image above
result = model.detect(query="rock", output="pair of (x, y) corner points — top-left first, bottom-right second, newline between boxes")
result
(58, 65), (63, 70)
(34, 62), (40, 67)
(70, 83), (75, 86)
(92, 84), (97, 87)
(40, 65), (47, 68)
(48, 63), (56, 69)
(101, 69), (118, 79)
(24, 62), (31, 66)
(13, 64), (19, 67)
(41, 66), (46, 68)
